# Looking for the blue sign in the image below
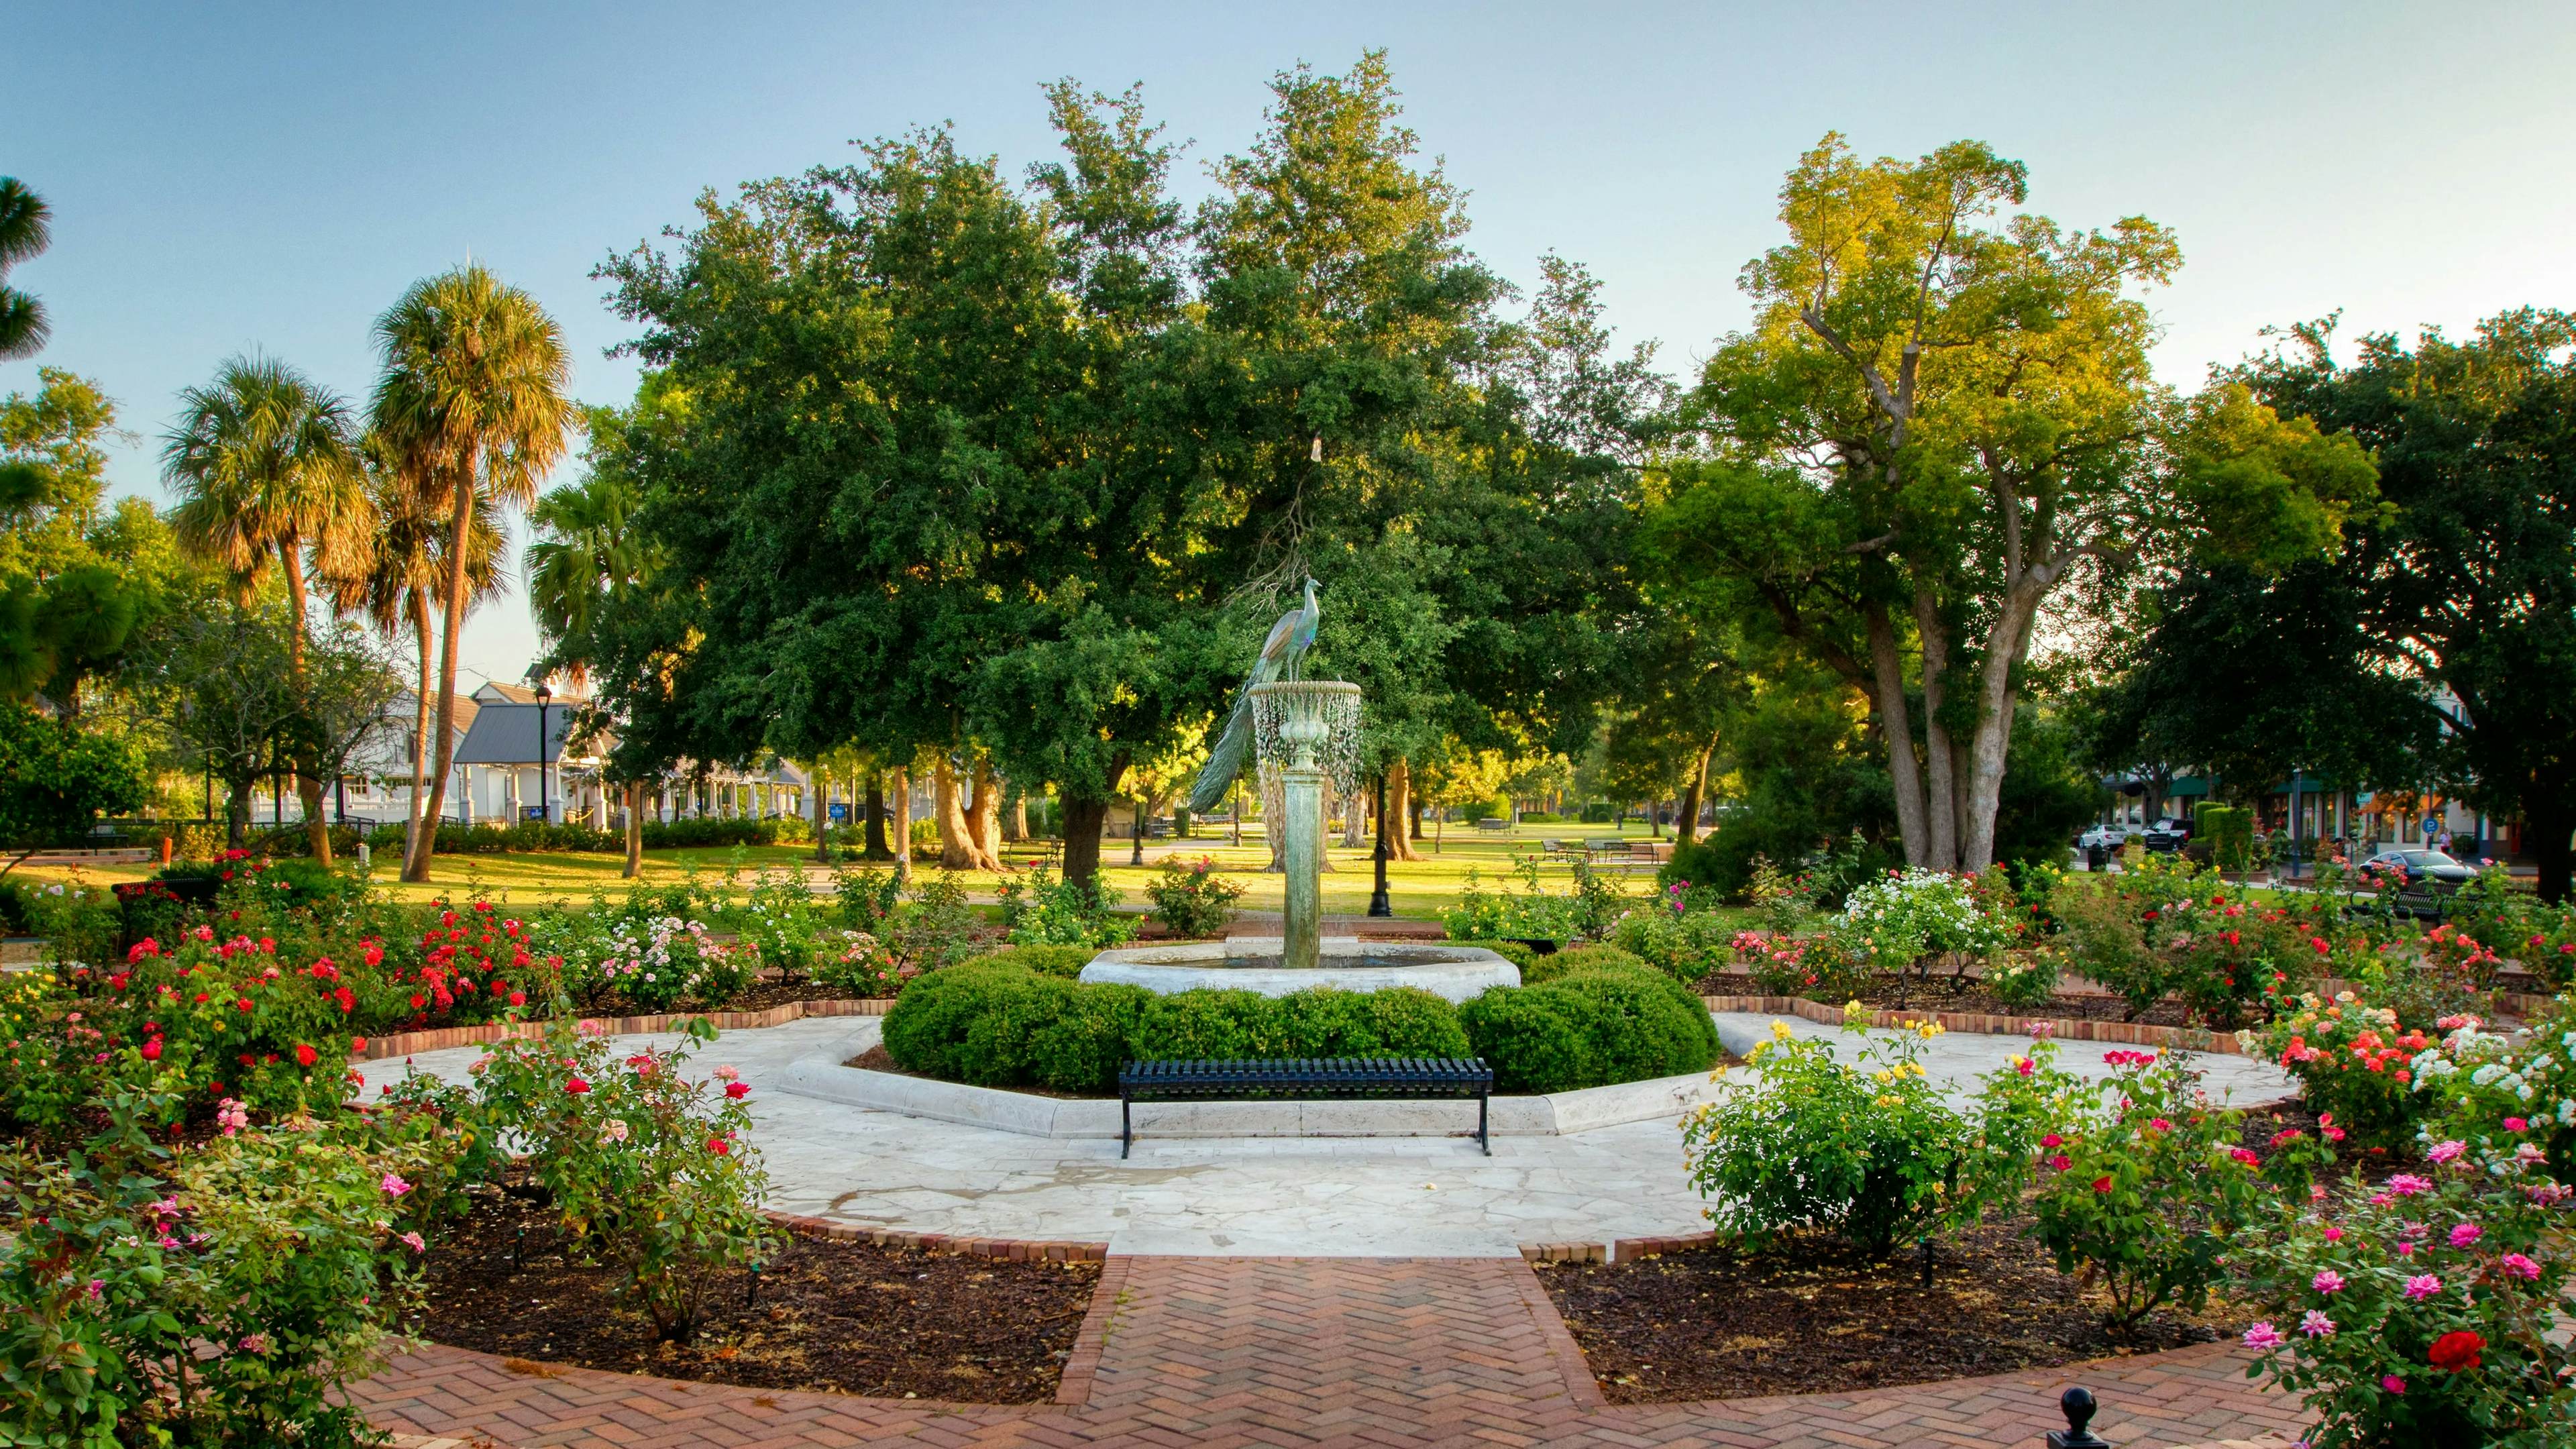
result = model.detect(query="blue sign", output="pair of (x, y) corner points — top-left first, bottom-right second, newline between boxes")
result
(521, 806), (547, 822)
(828, 802), (850, 822)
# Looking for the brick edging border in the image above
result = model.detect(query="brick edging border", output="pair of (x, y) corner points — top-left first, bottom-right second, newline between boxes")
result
(1701, 992), (2254, 1055)
(765, 1209), (1109, 1265)
(350, 996), (892, 1061)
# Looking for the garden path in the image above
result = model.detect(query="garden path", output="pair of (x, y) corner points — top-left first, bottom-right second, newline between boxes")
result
(354, 1254), (2308, 1448)
(354, 1013), (2292, 1258)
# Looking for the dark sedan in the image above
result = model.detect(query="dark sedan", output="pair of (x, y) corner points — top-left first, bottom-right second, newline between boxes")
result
(2357, 848), (2478, 916)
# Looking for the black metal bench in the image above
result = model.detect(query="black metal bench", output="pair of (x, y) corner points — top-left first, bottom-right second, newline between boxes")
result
(1116, 1057), (1495, 1158)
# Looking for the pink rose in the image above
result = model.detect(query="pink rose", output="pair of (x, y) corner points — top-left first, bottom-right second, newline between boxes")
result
(2403, 1274), (2443, 1301)
(2312, 1269), (2345, 1294)
(2242, 1321), (2284, 1349)
(2500, 1252), (2540, 1281)
(2448, 1223), (2482, 1248)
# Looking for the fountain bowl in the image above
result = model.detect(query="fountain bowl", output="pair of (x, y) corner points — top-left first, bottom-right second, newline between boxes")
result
(1078, 938), (1519, 1004)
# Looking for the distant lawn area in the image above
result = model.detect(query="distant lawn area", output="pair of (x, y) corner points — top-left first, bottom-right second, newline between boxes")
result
(12, 820), (1683, 923)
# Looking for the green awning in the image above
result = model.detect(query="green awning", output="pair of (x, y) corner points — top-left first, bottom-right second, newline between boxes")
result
(2168, 777), (2212, 798)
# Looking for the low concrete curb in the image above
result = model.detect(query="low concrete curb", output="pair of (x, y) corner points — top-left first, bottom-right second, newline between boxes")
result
(351, 996), (893, 1061)
(773, 1022), (1732, 1139)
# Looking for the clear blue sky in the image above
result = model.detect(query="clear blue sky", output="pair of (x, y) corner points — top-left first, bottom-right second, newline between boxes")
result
(9, 1), (2575, 686)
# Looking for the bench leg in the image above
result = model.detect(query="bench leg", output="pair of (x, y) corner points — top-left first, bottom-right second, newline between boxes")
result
(1121, 1094), (1132, 1160)
(1478, 1091), (1490, 1156)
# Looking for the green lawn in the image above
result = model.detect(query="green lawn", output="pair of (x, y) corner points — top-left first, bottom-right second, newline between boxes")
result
(15, 820), (1682, 923)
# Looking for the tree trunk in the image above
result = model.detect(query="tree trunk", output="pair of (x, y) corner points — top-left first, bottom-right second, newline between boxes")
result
(623, 780), (643, 878)
(409, 468), (478, 883)
(969, 759), (1003, 866)
(406, 594), (432, 867)
(278, 545), (335, 867)
(1385, 759), (1423, 861)
(226, 773), (252, 848)
(812, 771), (831, 863)
(935, 755), (975, 869)
(1004, 788), (1026, 843)
(2526, 798), (2573, 906)
(1676, 739), (1715, 847)
(1864, 602), (1929, 868)
(1061, 795), (1114, 888)
(890, 767), (912, 883)
(863, 773), (892, 859)
(1913, 591), (1958, 872)
(1960, 590), (2042, 873)
(1338, 777), (1365, 849)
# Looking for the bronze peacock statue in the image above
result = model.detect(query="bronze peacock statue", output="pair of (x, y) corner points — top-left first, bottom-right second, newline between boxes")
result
(1187, 577), (1320, 814)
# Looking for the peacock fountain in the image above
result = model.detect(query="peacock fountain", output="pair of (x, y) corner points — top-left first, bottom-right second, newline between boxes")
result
(1077, 580), (1517, 1003)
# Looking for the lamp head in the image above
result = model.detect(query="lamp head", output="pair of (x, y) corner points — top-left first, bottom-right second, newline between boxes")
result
(535, 682), (553, 704)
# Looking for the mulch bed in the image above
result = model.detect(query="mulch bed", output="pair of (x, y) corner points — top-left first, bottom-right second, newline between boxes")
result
(1534, 1215), (2236, 1404)
(415, 1186), (1100, 1403)
(1692, 971), (2202, 1027)
(697, 979), (891, 1014)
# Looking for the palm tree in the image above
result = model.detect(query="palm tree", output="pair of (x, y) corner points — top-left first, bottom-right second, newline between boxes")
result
(321, 441), (506, 863)
(0, 178), (50, 360)
(370, 266), (574, 881)
(163, 355), (372, 864)
(526, 465), (643, 678)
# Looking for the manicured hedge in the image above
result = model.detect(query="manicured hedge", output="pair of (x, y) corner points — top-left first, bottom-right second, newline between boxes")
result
(1520, 943), (1650, 983)
(1457, 956), (1718, 1093)
(959, 945), (1099, 978)
(353, 816), (802, 857)
(1448, 938), (1541, 975)
(880, 953), (1715, 1097)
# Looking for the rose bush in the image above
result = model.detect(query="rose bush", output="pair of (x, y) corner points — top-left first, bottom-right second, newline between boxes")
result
(462, 1011), (777, 1342)
(2235, 1137), (2576, 1447)
(2251, 993), (2440, 1150)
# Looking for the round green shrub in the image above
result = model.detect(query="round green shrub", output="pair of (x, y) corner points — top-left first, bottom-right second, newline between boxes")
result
(1132, 988), (1275, 1061)
(1460, 955), (1717, 1093)
(882, 963), (1042, 1082)
(959, 944), (1097, 979)
(1521, 943), (1649, 983)
(1456, 986), (1597, 1093)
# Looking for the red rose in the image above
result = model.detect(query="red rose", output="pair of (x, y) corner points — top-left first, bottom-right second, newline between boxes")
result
(235, 998), (253, 1014)
(2428, 1330), (2484, 1373)
(294, 1043), (318, 1068)
(708, 1136), (731, 1155)
(566, 1077), (592, 1095)
(351, 1037), (366, 1052)
(140, 1038), (162, 1061)
(724, 1081), (751, 1099)
(2092, 1175), (2113, 1194)
(508, 991), (526, 1007)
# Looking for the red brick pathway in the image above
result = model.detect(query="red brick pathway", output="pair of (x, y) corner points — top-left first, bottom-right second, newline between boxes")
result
(354, 1256), (2310, 1448)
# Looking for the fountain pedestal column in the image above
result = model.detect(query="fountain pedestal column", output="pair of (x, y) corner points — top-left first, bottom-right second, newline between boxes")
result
(1279, 763), (1324, 971)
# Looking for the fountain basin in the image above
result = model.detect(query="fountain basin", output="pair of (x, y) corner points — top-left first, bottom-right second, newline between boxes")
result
(1079, 938), (1519, 1004)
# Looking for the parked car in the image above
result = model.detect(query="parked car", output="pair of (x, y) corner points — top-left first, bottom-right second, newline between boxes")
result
(2357, 847), (2477, 916)
(2139, 817), (2192, 853)
(2077, 824), (2129, 852)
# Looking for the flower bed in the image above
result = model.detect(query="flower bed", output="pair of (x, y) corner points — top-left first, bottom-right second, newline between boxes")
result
(1535, 1212), (2239, 1403)
(415, 1177), (1101, 1402)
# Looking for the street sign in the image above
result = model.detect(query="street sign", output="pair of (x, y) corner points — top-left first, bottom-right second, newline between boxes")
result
(828, 802), (850, 822)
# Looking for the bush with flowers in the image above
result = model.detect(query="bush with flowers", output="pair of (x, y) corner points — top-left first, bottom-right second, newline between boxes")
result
(1613, 905), (1737, 986)
(462, 1010), (777, 1342)
(1682, 1009), (1973, 1255)
(1831, 867), (2017, 1006)
(372, 897), (561, 1029)
(2413, 998), (2576, 1183)
(0, 1073), (466, 1444)
(730, 864), (828, 981)
(2233, 1138), (2576, 1447)
(2446, 867), (2576, 989)
(19, 871), (121, 967)
(1726, 925), (1870, 1000)
(2250, 992), (2440, 1150)
(0, 921), (370, 1138)
(2018, 1045), (2325, 1330)
(2050, 858), (2318, 1026)
(553, 910), (753, 1014)
(1142, 855), (1248, 939)
(810, 928), (904, 996)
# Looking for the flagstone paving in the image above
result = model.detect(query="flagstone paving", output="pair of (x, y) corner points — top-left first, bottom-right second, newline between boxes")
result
(356, 1254), (2310, 1448)
(355, 1013), (2290, 1259)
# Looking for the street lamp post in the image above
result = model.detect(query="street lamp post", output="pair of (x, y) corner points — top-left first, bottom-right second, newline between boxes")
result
(535, 682), (553, 824)
(1368, 771), (1393, 918)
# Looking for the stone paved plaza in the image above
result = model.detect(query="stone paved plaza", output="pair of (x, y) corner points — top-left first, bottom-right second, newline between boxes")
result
(355, 1011), (2292, 1259)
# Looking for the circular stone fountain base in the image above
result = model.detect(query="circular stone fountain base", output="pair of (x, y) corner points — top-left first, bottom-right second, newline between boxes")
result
(1079, 938), (1518, 1003)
